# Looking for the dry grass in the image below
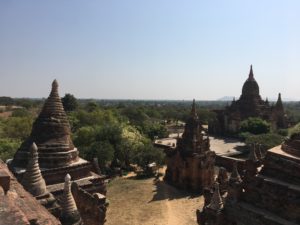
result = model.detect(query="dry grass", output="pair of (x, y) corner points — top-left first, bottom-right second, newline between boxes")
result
(106, 174), (203, 225)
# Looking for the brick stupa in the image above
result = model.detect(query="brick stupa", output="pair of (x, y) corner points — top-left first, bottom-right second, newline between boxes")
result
(165, 100), (216, 192)
(9, 80), (106, 196)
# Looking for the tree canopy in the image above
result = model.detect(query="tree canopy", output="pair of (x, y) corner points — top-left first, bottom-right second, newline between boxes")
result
(240, 117), (270, 134)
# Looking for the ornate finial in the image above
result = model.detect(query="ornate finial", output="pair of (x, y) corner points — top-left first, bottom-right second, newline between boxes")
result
(248, 144), (258, 162)
(249, 65), (254, 80)
(22, 142), (48, 197)
(207, 182), (223, 211)
(229, 161), (242, 183)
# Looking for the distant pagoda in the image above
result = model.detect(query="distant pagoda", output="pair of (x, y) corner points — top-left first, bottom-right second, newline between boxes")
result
(165, 100), (216, 192)
(209, 65), (288, 135)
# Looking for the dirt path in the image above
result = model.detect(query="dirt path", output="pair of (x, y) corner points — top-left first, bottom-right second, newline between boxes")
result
(106, 174), (203, 225)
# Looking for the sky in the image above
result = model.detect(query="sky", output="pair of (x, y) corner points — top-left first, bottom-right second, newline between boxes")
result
(0, 1), (300, 100)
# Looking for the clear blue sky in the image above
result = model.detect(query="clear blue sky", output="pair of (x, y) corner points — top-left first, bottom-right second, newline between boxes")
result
(0, 1), (299, 100)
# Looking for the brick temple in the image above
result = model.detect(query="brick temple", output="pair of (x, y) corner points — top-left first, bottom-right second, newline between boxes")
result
(209, 65), (288, 135)
(8, 80), (107, 225)
(164, 100), (216, 192)
(198, 130), (300, 224)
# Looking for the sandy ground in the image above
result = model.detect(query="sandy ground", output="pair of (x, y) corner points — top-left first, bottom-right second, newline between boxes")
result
(106, 171), (203, 225)
(209, 136), (246, 155)
(156, 135), (246, 156)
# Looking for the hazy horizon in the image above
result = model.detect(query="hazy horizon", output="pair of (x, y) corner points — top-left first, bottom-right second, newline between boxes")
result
(1, 1), (300, 100)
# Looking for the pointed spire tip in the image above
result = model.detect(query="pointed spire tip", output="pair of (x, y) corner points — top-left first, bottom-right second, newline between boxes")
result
(30, 142), (38, 153)
(249, 64), (254, 79)
(52, 79), (58, 89)
(65, 174), (71, 182)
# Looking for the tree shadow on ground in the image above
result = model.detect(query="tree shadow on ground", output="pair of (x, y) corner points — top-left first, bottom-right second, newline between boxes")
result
(233, 145), (248, 152)
(149, 179), (201, 203)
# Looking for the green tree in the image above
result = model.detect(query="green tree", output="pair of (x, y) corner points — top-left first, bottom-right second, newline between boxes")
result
(11, 108), (31, 117)
(240, 117), (270, 134)
(86, 101), (98, 112)
(245, 133), (285, 152)
(62, 93), (78, 112)
(0, 138), (21, 161)
(3, 117), (33, 140)
(141, 122), (168, 140)
(133, 143), (164, 170)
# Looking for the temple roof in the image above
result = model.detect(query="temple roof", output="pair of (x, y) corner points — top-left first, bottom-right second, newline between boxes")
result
(241, 65), (260, 98)
(12, 80), (79, 168)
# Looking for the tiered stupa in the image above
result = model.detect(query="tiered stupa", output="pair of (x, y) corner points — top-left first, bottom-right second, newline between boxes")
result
(199, 131), (300, 225)
(21, 142), (57, 212)
(209, 65), (288, 135)
(165, 100), (216, 192)
(12, 80), (78, 169)
(60, 174), (82, 225)
(9, 80), (106, 195)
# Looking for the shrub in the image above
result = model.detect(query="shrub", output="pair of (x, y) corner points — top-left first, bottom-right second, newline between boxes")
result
(240, 117), (270, 134)
(245, 133), (285, 152)
(0, 138), (21, 161)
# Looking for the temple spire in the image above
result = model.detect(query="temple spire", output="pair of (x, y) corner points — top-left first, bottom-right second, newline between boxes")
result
(60, 174), (82, 225)
(229, 161), (242, 183)
(276, 93), (283, 109)
(191, 99), (197, 118)
(22, 143), (48, 197)
(248, 144), (258, 162)
(265, 97), (269, 105)
(52, 79), (58, 90)
(207, 182), (223, 211)
(249, 65), (254, 80)
(62, 174), (78, 213)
